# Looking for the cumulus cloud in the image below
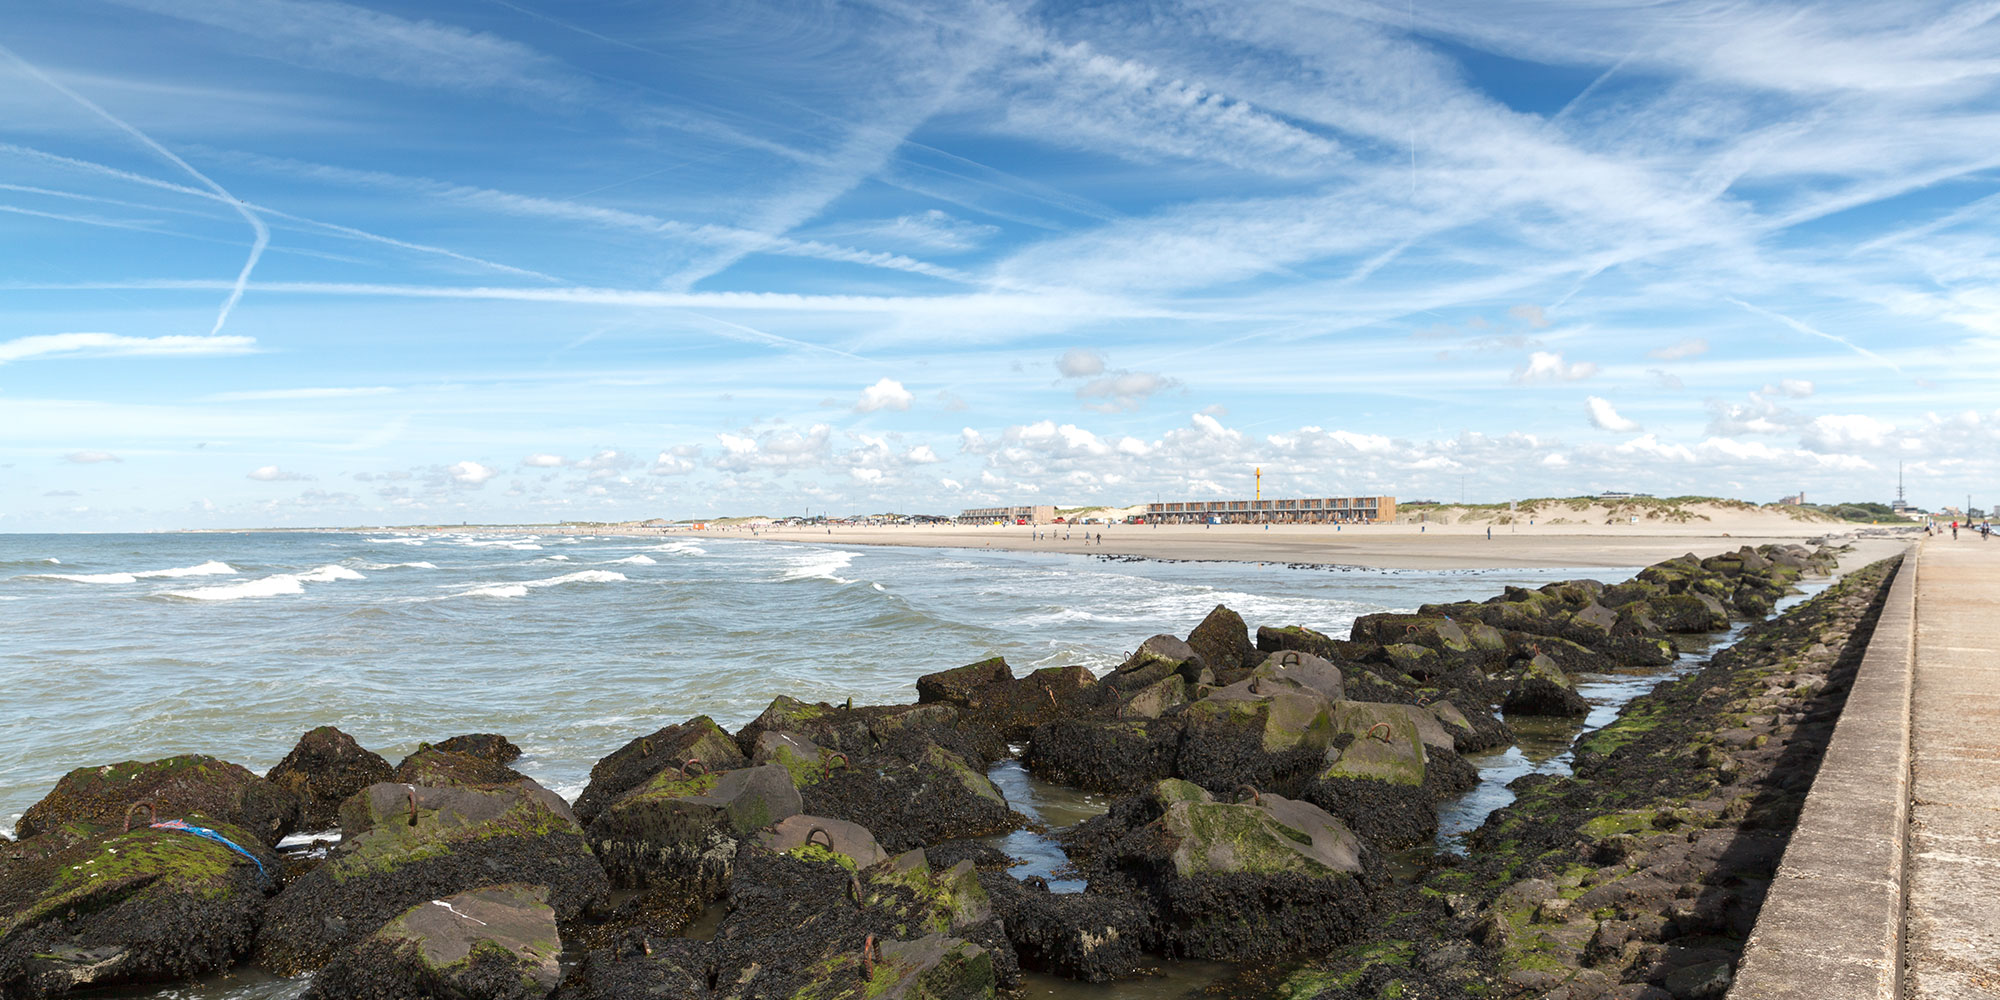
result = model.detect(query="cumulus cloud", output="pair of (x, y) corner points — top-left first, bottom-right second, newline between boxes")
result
(1648, 338), (1709, 361)
(651, 445), (699, 475)
(522, 453), (565, 467)
(1801, 414), (1895, 451)
(1648, 369), (1685, 390)
(64, 451), (120, 463)
(449, 460), (497, 484)
(1056, 348), (1106, 377)
(855, 378), (913, 413)
(1508, 304), (1551, 328)
(1512, 352), (1599, 383)
(1077, 371), (1178, 412)
(714, 424), (834, 472)
(247, 465), (311, 481)
(906, 445), (939, 463)
(1586, 396), (1641, 433)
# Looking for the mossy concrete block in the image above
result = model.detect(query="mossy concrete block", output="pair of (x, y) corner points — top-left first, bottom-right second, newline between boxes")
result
(268, 726), (394, 832)
(572, 715), (747, 826)
(1117, 673), (1186, 719)
(1152, 795), (1363, 879)
(756, 814), (888, 869)
(258, 780), (605, 975)
(1249, 649), (1346, 701)
(0, 819), (275, 998)
(1321, 707), (1428, 786)
(393, 746), (530, 789)
(1186, 603), (1256, 674)
(17, 754), (299, 847)
(303, 883), (561, 1000)
(1501, 654), (1591, 717)
(916, 656), (1014, 706)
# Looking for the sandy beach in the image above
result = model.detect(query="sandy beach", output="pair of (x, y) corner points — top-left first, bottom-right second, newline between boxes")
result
(723, 512), (1915, 573)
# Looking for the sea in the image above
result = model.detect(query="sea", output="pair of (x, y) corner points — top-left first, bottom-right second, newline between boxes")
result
(0, 530), (1830, 1000)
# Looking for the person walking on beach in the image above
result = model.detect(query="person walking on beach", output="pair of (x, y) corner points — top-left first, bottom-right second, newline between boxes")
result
(1952, 521), (1958, 539)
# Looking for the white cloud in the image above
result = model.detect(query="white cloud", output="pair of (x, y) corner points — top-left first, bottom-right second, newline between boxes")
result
(1586, 396), (1641, 433)
(522, 453), (566, 467)
(449, 460), (497, 484)
(651, 446), (699, 476)
(64, 450), (120, 463)
(1801, 414), (1895, 451)
(1766, 379), (1816, 398)
(1508, 304), (1550, 328)
(0, 332), (256, 364)
(1056, 348), (1106, 377)
(855, 378), (914, 413)
(1648, 338), (1709, 361)
(209, 386), (391, 401)
(1077, 370), (1177, 412)
(906, 445), (939, 464)
(246, 465), (310, 481)
(1512, 352), (1599, 383)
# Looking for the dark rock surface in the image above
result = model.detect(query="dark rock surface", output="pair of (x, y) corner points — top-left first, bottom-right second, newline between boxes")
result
(17, 754), (299, 847)
(302, 883), (560, 1000)
(267, 726), (394, 831)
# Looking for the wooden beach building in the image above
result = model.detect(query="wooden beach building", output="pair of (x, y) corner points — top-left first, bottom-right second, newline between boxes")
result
(956, 504), (1058, 525)
(1144, 495), (1396, 524)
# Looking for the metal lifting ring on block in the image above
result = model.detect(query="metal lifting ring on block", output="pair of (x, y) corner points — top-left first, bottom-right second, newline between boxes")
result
(123, 800), (156, 832)
(861, 935), (877, 980)
(1278, 650), (1301, 666)
(1415, 693), (1433, 708)
(805, 827), (835, 850)
(1233, 784), (1261, 806)
(406, 785), (420, 826)
(680, 758), (707, 778)
(1366, 722), (1394, 743)
(639, 738), (654, 757)
(822, 751), (850, 778)
(848, 873), (864, 907)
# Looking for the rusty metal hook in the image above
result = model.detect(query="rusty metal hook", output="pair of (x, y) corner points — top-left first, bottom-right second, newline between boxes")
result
(861, 935), (877, 980)
(406, 785), (420, 826)
(1278, 650), (1301, 666)
(123, 800), (156, 832)
(821, 751), (850, 778)
(805, 826), (834, 851)
(847, 872), (864, 907)
(639, 737), (653, 757)
(679, 758), (707, 778)
(1366, 722), (1394, 744)
(1233, 784), (1261, 806)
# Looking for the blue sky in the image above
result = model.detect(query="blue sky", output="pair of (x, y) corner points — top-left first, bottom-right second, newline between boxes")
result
(4, 0), (1998, 529)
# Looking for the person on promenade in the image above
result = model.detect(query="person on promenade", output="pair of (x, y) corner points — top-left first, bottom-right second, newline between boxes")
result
(1951, 521), (1958, 539)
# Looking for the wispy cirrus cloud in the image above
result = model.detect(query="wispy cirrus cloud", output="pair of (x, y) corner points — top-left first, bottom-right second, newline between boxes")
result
(0, 332), (255, 364)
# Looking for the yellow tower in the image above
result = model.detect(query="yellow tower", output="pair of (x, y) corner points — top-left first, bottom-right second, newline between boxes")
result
(1255, 467), (1262, 501)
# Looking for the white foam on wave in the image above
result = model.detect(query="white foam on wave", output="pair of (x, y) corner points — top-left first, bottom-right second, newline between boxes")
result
(358, 561), (437, 571)
(459, 538), (543, 550)
(164, 564), (364, 601)
(648, 541), (707, 556)
(542, 555), (573, 562)
(366, 537), (425, 546)
(449, 569), (627, 600)
(604, 554), (657, 566)
(25, 560), (237, 584)
(778, 551), (856, 584)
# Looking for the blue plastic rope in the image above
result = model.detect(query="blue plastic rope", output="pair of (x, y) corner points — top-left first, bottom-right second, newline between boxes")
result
(150, 819), (269, 883)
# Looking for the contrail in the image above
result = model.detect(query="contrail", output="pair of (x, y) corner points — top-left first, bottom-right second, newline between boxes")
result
(0, 43), (267, 335)
(1727, 297), (1905, 374)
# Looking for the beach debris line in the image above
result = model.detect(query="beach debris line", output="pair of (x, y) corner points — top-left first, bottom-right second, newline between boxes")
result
(0, 542), (1842, 1000)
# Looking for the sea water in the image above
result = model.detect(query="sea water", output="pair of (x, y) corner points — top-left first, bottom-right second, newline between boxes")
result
(2, 530), (1644, 999)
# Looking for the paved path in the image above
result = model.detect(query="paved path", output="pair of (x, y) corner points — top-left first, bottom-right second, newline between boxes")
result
(1906, 539), (2000, 998)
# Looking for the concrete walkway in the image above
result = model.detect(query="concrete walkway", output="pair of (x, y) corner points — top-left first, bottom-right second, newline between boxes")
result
(1906, 539), (2000, 998)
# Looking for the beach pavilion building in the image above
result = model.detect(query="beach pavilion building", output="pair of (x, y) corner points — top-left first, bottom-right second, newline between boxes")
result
(957, 504), (1058, 525)
(1145, 496), (1396, 524)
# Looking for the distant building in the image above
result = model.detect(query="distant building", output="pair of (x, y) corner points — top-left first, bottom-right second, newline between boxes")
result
(957, 504), (1057, 525)
(1145, 495), (1396, 524)
(1778, 492), (1806, 506)
(1596, 491), (1653, 501)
